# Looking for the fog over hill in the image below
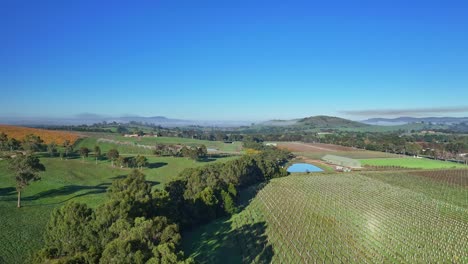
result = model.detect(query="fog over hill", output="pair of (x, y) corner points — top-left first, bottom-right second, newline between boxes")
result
(362, 117), (468, 126)
(1, 114), (467, 129)
(0, 114), (253, 127)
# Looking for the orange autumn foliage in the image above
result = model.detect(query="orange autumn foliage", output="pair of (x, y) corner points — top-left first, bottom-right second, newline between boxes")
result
(0, 125), (80, 145)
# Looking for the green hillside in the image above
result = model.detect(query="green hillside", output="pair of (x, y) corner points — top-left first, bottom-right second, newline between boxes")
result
(297, 115), (368, 128)
(248, 115), (450, 133)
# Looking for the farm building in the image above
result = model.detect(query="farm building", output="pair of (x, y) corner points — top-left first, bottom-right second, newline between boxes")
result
(322, 154), (361, 168)
(124, 134), (139, 138)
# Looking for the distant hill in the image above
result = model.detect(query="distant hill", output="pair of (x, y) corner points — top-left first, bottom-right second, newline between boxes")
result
(250, 115), (457, 133)
(258, 115), (367, 129)
(249, 115), (370, 133)
(297, 116), (368, 128)
(362, 116), (468, 126)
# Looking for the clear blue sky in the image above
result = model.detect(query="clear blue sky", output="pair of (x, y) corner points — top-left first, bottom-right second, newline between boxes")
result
(2, 0), (468, 121)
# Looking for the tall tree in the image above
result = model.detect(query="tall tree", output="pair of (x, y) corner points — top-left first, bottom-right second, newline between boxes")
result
(0, 132), (8, 151)
(79, 147), (90, 162)
(22, 134), (44, 153)
(197, 145), (208, 160)
(94, 145), (101, 164)
(63, 140), (73, 158)
(7, 154), (45, 208)
(107, 149), (119, 167)
(47, 142), (57, 157)
(135, 155), (148, 170)
(7, 138), (21, 151)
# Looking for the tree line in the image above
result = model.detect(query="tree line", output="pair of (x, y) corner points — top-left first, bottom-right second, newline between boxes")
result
(153, 144), (208, 161)
(243, 132), (468, 161)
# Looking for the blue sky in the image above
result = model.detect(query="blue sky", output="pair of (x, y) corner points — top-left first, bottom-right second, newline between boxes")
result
(2, 0), (468, 121)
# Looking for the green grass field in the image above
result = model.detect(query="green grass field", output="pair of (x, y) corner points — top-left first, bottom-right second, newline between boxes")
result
(0, 154), (236, 264)
(74, 136), (243, 155)
(184, 171), (468, 263)
(113, 136), (243, 153)
(75, 137), (154, 155)
(360, 157), (467, 169)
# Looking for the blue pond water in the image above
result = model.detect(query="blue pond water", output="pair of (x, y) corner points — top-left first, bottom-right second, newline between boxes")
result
(287, 163), (323, 173)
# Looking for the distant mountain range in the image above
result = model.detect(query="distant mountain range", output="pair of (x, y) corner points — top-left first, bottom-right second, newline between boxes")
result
(1, 114), (467, 131)
(362, 117), (468, 126)
(0, 115), (252, 127)
(254, 115), (468, 133)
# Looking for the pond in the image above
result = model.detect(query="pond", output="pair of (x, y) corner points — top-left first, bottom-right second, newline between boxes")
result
(287, 163), (324, 173)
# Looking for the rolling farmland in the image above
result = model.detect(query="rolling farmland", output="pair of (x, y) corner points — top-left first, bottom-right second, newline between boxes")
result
(185, 171), (468, 263)
(276, 142), (399, 159)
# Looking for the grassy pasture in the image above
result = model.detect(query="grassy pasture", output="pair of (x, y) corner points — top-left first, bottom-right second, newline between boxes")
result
(360, 157), (467, 169)
(184, 172), (468, 263)
(75, 137), (154, 155)
(113, 136), (243, 153)
(76, 136), (243, 155)
(0, 154), (236, 264)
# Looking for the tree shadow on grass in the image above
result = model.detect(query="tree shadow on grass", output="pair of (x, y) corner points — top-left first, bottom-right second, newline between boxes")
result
(110, 175), (128, 180)
(185, 182), (273, 264)
(23, 183), (111, 201)
(0, 183), (113, 207)
(186, 220), (273, 264)
(0, 187), (15, 196)
(197, 158), (217, 163)
(235, 222), (273, 264)
(147, 162), (168, 169)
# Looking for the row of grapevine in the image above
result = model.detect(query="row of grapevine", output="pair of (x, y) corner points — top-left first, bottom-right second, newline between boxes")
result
(231, 172), (468, 263)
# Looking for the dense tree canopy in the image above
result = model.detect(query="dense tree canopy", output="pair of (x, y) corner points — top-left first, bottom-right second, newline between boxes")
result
(35, 170), (192, 264)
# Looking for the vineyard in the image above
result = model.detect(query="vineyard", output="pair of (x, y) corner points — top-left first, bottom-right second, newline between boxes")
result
(0, 125), (80, 145)
(409, 169), (468, 187)
(188, 171), (468, 263)
(275, 142), (399, 160)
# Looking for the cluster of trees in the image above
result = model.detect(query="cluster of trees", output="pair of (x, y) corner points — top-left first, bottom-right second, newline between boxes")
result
(34, 170), (193, 263)
(0, 133), (79, 160)
(153, 144), (208, 161)
(116, 155), (148, 169)
(165, 149), (290, 228)
(34, 146), (292, 263)
(0, 133), (43, 153)
(105, 148), (148, 169)
(179, 145), (207, 160)
(153, 144), (183, 157)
